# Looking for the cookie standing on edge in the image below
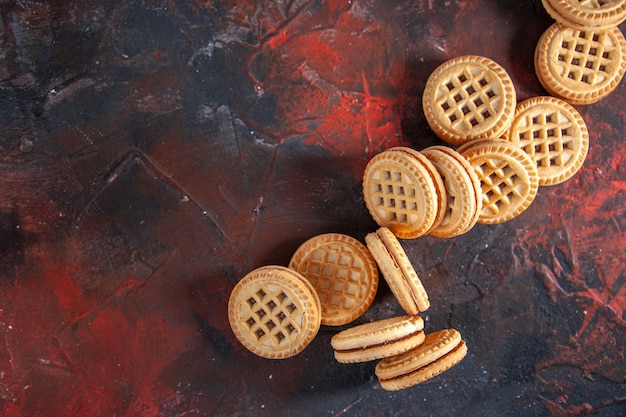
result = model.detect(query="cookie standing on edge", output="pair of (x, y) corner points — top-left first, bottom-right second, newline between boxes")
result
(330, 315), (425, 364)
(365, 227), (430, 314)
(375, 328), (467, 391)
(421, 146), (483, 237)
(289, 233), (379, 326)
(504, 96), (589, 185)
(422, 55), (517, 146)
(228, 266), (322, 359)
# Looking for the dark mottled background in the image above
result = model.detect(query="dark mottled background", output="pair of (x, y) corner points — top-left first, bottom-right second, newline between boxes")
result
(1, 1), (625, 416)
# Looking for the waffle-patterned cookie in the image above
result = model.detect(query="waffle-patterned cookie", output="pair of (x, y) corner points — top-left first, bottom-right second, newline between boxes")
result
(423, 55), (517, 146)
(458, 139), (539, 224)
(362, 147), (445, 239)
(421, 146), (483, 237)
(289, 233), (379, 326)
(505, 96), (589, 185)
(375, 328), (467, 391)
(542, 0), (626, 29)
(535, 23), (626, 105)
(228, 266), (321, 359)
(392, 147), (448, 233)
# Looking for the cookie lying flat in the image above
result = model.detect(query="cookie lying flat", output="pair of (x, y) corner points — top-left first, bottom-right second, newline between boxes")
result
(422, 55), (516, 146)
(331, 315), (425, 363)
(365, 227), (430, 314)
(505, 96), (589, 186)
(535, 23), (626, 105)
(228, 265), (321, 359)
(375, 328), (467, 391)
(289, 233), (379, 326)
(362, 147), (445, 239)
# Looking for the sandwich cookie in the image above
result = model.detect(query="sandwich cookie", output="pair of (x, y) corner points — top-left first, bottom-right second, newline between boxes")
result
(375, 328), (467, 391)
(289, 233), (379, 326)
(421, 146), (483, 237)
(330, 315), (425, 364)
(422, 55), (516, 146)
(362, 147), (446, 239)
(458, 138), (539, 225)
(365, 227), (430, 314)
(541, 0), (626, 30)
(504, 96), (589, 185)
(228, 265), (321, 359)
(535, 23), (626, 105)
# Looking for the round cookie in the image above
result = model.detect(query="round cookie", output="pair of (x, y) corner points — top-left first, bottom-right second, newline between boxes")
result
(459, 138), (539, 225)
(535, 23), (626, 105)
(422, 55), (517, 146)
(391, 147), (448, 234)
(289, 233), (379, 326)
(375, 328), (467, 391)
(362, 147), (445, 239)
(505, 96), (589, 185)
(330, 315), (425, 363)
(542, 0), (626, 29)
(228, 265), (321, 359)
(365, 227), (430, 314)
(421, 146), (482, 237)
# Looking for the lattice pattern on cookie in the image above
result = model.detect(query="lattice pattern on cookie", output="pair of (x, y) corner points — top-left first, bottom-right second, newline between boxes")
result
(476, 158), (526, 216)
(556, 29), (617, 85)
(516, 112), (577, 168)
(437, 67), (500, 130)
(371, 169), (420, 225)
(241, 287), (302, 347)
(300, 243), (366, 309)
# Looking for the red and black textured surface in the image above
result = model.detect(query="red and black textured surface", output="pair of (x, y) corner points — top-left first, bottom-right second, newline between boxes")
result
(1, 1), (625, 416)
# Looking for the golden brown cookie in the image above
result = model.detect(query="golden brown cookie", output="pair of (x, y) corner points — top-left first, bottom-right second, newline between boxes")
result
(362, 147), (445, 239)
(365, 227), (430, 314)
(392, 147), (448, 233)
(330, 315), (425, 363)
(228, 265), (321, 359)
(289, 233), (379, 326)
(542, 0), (626, 29)
(458, 138), (539, 224)
(504, 96), (589, 185)
(375, 328), (467, 391)
(535, 23), (626, 105)
(422, 55), (517, 146)
(421, 146), (483, 237)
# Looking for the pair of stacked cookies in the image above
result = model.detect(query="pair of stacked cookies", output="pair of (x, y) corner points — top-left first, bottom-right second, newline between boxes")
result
(536, 0), (626, 104)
